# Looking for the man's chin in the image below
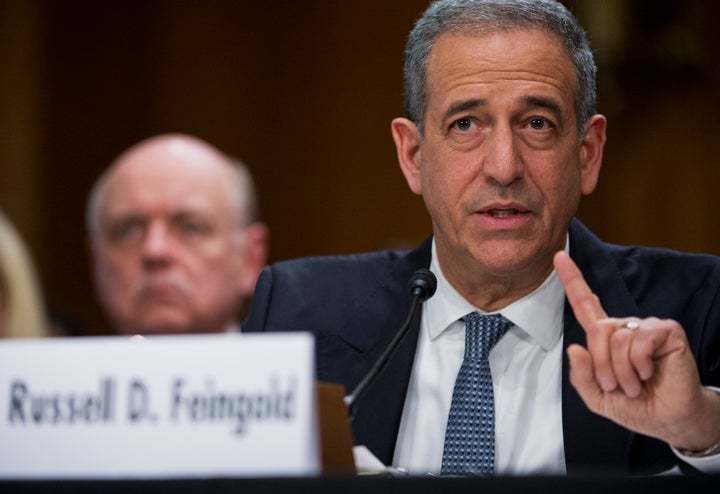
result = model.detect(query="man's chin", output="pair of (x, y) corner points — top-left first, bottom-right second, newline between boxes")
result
(136, 325), (193, 335)
(117, 312), (195, 335)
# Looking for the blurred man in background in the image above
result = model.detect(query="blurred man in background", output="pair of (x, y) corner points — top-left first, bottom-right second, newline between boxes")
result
(87, 134), (268, 335)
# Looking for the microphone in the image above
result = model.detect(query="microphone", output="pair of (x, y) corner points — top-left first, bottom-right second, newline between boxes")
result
(344, 268), (437, 420)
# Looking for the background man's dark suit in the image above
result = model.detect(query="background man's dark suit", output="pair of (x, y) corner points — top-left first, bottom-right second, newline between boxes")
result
(243, 219), (720, 475)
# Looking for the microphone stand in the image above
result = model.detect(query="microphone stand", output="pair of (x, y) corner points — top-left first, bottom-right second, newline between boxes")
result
(344, 269), (436, 421)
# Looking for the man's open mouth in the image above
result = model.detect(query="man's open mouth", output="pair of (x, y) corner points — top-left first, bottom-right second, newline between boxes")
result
(487, 208), (521, 218)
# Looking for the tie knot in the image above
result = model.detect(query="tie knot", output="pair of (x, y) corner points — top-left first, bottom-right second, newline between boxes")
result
(462, 312), (512, 360)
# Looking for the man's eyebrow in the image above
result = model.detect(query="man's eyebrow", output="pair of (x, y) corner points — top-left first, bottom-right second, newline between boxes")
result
(438, 96), (564, 129)
(441, 98), (487, 124)
(104, 211), (145, 223)
(523, 95), (562, 118)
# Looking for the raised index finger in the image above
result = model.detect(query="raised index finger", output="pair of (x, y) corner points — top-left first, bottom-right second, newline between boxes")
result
(554, 251), (620, 392)
(553, 251), (607, 328)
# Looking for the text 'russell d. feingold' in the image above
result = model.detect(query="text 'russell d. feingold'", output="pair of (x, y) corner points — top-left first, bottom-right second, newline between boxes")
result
(6, 376), (298, 435)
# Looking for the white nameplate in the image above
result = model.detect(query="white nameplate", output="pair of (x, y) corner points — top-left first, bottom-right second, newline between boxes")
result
(0, 333), (319, 479)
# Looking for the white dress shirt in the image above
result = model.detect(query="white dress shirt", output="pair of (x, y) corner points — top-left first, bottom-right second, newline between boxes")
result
(392, 239), (720, 475)
(393, 239), (567, 475)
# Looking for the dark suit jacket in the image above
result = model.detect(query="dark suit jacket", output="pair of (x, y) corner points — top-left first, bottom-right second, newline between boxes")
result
(243, 219), (720, 475)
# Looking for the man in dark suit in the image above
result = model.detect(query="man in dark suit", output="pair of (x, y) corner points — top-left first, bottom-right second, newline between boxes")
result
(243, 0), (720, 475)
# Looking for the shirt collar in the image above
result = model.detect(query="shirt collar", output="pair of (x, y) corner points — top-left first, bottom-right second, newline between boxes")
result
(424, 238), (567, 351)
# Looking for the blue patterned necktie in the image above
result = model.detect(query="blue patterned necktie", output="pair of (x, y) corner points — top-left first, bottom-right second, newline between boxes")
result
(441, 312), (513, 476)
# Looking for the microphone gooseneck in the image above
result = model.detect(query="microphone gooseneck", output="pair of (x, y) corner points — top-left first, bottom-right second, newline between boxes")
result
(344, 268), (437, 421)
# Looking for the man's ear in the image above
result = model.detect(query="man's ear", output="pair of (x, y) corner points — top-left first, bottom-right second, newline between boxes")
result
(391, 117), (423, 195)
(237, 222), (269, 298)
(579, 114), (606, 196)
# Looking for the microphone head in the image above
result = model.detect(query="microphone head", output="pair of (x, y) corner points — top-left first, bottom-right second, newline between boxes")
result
(408, 268), (437, 302)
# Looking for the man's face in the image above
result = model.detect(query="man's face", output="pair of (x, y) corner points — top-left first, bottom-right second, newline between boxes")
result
(91, 144), (250, 335)
(394, 29), (605, 307)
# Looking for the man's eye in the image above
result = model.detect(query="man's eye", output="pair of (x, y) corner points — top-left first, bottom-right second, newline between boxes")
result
(106, 221), (142, 244)
(178, 220), (210, 238)
(451, 117), (475, 132)
(181, 222), (203, 235)
(528, 117), (551, 130)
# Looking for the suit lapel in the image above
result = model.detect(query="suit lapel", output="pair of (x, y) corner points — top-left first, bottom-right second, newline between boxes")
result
(562, 220), (641, 475)
(561, 304), (632, 475)
(336, 237), (433, 465)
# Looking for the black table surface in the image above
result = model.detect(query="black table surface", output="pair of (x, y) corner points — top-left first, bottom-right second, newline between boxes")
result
(1, 473), (719, 494)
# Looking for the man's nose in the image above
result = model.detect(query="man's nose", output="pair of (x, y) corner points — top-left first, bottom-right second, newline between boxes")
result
(481, 125), (524, 186)
(141, 222), (173, 261)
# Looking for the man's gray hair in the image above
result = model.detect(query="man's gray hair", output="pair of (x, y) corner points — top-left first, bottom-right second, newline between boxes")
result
(404, 0), (597, 137)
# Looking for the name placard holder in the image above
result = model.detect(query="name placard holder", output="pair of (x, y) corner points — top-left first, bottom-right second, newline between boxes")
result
(0, 333), (320, 479)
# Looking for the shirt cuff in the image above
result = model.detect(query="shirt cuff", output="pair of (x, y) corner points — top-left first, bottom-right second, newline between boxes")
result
(670, 386), (720, 473)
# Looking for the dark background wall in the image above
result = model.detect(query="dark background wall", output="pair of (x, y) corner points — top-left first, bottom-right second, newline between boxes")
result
(1, 0), (718, 335)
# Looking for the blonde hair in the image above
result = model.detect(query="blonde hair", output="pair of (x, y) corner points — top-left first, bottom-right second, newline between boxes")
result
(0, 210), (49, 338)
